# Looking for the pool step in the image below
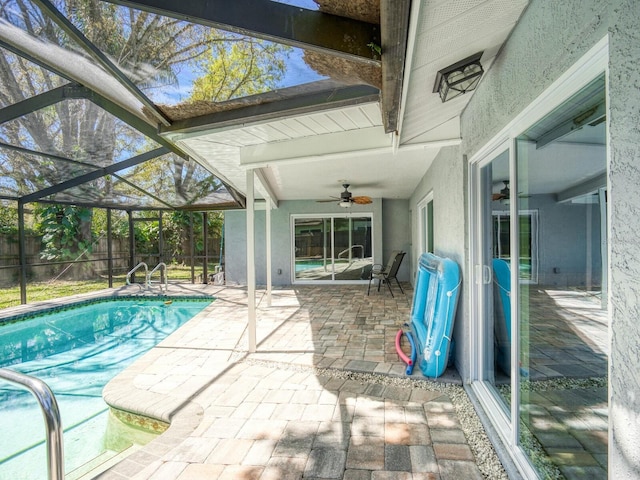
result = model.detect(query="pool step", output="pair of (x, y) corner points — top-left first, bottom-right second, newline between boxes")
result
(68, 445), (141, 480)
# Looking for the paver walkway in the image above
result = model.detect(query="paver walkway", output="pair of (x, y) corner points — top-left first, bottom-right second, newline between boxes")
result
(93, 285), (506, 480)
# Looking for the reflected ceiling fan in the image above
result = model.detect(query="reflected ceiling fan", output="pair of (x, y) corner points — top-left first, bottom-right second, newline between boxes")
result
(492, 181), (529, 202)
(492, 181), (511, 201)
(317, 183), (372, 208)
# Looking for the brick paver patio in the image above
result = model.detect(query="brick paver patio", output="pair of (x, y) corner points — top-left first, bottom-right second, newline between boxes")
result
(93, 284), (499, 480)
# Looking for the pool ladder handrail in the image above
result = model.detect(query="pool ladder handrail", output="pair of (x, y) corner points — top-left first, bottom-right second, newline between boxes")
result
(0, 368), (64, 480)
(147, 262), (168, 293)
(126, 262), (149, 289)
(338, 244), (364, 259)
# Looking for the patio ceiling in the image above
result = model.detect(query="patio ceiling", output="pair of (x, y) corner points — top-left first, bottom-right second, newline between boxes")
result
(160, 0), (532, 203)
(0, 0), (533, 210)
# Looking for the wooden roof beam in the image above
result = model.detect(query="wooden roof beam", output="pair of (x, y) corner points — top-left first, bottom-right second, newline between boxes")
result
(380, 0), (411, 134)
(100, 0), (381, 65)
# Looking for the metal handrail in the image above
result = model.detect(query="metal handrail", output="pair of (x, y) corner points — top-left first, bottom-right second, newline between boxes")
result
(0, 368), (64, 480)
(126, 262), (148, 288)
(147, 262), (167, 293)
(338, 244), (364, 259)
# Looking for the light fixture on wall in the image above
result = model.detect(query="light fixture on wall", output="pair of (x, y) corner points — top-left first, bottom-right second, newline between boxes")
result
(433, 52), (484, 102)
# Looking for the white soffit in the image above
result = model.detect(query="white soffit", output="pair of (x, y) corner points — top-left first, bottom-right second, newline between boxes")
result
(262, 146), (440, 201)
(175, 102), (385, 197)
(240, 126), (392, 167)
(400, 0), (529, 144)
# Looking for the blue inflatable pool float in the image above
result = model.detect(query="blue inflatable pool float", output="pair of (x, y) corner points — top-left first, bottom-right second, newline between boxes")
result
(397, 253), (461, 378)
(492, 258), (512, 375)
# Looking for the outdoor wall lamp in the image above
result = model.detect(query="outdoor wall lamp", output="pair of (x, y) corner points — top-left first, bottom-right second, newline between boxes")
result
(433, 52), (484, 102)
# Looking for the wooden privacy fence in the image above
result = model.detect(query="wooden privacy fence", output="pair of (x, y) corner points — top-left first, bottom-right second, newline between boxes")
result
(0, 235), (222, 287)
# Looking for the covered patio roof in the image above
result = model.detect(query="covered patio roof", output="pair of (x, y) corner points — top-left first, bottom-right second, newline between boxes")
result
(0, 0), (411, 211)
(1, 0), (530, 211)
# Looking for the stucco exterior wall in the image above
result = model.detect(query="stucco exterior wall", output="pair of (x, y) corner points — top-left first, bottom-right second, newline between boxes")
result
(381, 199), (411, 282)
(462, 2), (611, 154)
(409, 145), (469, 380)
(458, 0), (640, 476)
(225, 198), (394, 286)
(607, 3), (640, 477)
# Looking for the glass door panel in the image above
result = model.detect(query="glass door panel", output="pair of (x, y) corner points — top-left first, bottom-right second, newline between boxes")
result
(334, 217), (373, 280)
(294, 217), (332, 281)
(516, 76), (608, 477)
(418, 196), (434, 255)
(493, 211), (538, 284)
(479, 149), (512, 413)
(293, 215), (372, 282)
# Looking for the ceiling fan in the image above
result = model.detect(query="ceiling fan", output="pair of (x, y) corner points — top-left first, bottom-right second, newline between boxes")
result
(492, 181), (511, 201)
(317, 183), (372, 208)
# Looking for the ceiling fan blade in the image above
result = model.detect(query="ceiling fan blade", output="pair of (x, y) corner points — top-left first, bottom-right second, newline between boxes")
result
(492, 193), (506, 201)
(316, 199), (339, 203)
(352, 195), (372, 205)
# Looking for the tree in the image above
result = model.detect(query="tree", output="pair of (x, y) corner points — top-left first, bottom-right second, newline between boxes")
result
(163, 210), (224, 259)
(191, 37), (290, 102)
(35, 204), (93, 261)
(0, 0), (288, 262)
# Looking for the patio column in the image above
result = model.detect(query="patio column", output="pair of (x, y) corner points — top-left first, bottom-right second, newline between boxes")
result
(203, 212), (208, 284)
(599, 187), (608, 309)
(265, 197), (272, 306)
(246, 169), (257, 352)
(254, 169), (277, 306)
(189, 212), (195, 283)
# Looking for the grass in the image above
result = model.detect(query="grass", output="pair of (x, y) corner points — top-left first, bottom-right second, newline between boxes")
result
(0, 264), (220, 310)
(0, 279), (110, 310)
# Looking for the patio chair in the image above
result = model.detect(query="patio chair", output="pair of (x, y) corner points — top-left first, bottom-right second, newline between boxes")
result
(367, 250), (406, 297)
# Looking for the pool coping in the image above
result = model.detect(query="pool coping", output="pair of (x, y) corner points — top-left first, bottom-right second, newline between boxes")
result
(0, 283), (217, 320)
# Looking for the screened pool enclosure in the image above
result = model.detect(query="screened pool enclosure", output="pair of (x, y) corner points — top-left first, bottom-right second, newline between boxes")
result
(0, 0), (389, 306)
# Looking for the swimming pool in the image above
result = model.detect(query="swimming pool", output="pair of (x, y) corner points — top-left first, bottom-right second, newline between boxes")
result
(0, 297), (212, 479)
(295, 259), (328, 272)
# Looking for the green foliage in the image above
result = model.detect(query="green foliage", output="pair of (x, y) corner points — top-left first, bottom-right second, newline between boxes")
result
(35, 205), (94, 261)
(163, 211), (223, 257)
(0, 205), (19, 235)
(367, 42), (382, 57)
(89, 208), (131, 238)
(1, 2), (290, 214)
(134, 220), (159, 255)
(0, 203), (38, 235)
(191, 37), (290, 102)
(0, 279), (111, 309)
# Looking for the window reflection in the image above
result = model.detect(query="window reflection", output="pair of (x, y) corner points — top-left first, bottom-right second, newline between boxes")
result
(516, 76), (608, 478)
(294, 215), (372, 282)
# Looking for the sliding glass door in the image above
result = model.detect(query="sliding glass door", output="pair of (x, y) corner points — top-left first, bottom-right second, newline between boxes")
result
(293, 215), (372, 283)
(470, 74), (608, 478)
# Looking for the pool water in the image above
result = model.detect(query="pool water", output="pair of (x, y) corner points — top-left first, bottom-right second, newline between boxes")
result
(0, 298), (211, 479)
(295, 259), (328, 272)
